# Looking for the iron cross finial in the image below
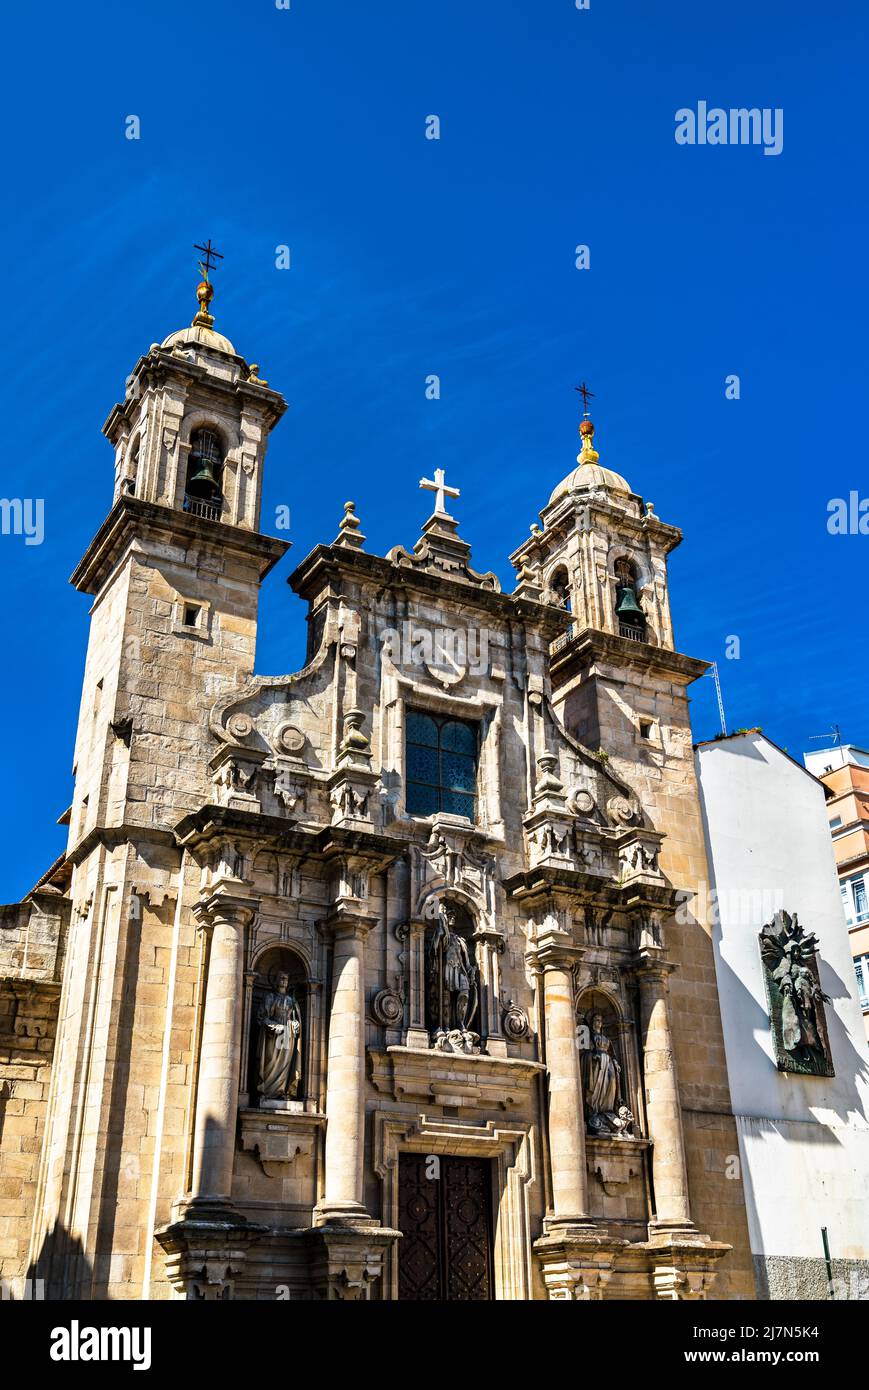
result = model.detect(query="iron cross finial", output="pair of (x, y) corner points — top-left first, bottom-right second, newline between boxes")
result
(575, 381), (595, 415)
(194, 238), (224, 281)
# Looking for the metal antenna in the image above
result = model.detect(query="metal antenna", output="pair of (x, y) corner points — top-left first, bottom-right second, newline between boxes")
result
(705, 662), (727, 737)
(808, 724), (842, 747)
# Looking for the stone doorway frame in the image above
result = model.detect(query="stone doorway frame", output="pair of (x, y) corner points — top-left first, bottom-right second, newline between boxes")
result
(373, 1112), (537, 1301)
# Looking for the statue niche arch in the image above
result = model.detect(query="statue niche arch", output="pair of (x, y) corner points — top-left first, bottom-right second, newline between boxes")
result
(247, 944), (308, 1107)
(576, 988), (636, 1139)
(425, 898), (481, 1055)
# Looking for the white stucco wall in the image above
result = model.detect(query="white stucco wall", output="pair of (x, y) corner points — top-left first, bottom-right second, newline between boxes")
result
(695, 733), (869, 1279)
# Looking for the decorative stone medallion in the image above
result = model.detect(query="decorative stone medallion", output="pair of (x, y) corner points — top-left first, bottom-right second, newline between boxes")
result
(274, 722), (306, 756)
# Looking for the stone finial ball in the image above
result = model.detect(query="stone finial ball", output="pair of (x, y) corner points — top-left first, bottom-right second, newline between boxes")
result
(579, 418), (595, 437)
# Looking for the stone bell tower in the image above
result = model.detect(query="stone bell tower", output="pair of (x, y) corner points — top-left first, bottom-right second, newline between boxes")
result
(27, 252), (290, 1297)
(67, 249), (288, 842)
(510, 394), (756, 1295)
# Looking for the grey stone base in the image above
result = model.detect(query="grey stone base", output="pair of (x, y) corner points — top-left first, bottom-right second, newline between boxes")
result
(754, 1254), (869, 1300)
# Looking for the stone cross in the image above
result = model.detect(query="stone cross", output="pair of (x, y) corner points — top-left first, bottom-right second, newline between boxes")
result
(419, 468), (460, 517)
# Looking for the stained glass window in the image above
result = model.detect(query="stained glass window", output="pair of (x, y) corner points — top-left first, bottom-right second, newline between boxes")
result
(406, 711), (478, 820)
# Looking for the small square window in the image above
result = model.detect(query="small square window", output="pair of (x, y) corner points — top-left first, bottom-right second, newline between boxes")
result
(183, 604), (201, 628)
(830, 816), (843, 830)
(639, 719), (653, 740)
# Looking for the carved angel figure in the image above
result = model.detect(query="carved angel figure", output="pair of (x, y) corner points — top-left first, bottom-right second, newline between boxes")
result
(759, 911), (831, 1062)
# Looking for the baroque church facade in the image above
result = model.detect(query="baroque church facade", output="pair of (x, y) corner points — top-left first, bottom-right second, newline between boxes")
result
(0, 271), (755, 1300)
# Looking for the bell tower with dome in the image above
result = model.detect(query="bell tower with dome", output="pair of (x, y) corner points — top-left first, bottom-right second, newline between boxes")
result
(66, 254), (289, 847)
(25, 253), (290, 1297)
(511, 394), (749, 1296)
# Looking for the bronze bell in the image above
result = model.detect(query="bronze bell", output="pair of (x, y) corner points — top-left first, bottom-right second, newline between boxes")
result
(615, 585), (644, 618)
(187, 456), (219, 494)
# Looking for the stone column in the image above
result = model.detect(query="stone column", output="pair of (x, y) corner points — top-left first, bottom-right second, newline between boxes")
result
(189, 893), (258, 1209)
(537, 941), (590, 1227)
(636, 958), (692, 1233)
(315, 920), (372, 1225)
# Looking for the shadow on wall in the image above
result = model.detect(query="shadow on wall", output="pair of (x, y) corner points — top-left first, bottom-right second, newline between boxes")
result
(27, 1221), (93, 1301)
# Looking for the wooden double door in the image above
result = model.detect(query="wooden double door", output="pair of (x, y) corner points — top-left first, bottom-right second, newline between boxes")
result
(397, 1153), (495, 1301)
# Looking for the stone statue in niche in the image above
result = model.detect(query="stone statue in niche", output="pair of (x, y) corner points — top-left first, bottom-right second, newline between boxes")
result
(759, 910), (834, 1076)
(257, 971), (302, 1104)
(428, 901), (480, 1054)
(578, 1010), (634, 1138)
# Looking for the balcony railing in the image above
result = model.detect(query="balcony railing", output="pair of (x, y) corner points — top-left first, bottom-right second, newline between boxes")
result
(549, 621), (649, 656)
(183, 494), (223, 522)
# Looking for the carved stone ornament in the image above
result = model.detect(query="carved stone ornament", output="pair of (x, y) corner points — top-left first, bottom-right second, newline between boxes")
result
(227, 712), (254, 742)
(272, 769), (306, 812)
(502, 999), (530, 1041)
(567, 787), (596, 817)
(607, 795), (639, 826)
(274, 722), (306, 756)
(371, 986), (404, 1028)
(759, 909), (834, 1077)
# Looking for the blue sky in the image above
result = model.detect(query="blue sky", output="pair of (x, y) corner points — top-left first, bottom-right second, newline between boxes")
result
(1, 0), (866, 899)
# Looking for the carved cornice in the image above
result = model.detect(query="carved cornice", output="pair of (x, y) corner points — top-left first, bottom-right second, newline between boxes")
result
(70, 495), (289, 596)
(368, 1046), (544, 1109)
(287, 543), (569, 639)
(550, 627), (708, 687)
(174, 804), (404, 871)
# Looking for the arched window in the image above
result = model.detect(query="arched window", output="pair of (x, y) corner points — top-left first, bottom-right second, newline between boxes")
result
(184, 427), (224, 518)
(614, 557), (646, 642)
(549, 566), (571, 612)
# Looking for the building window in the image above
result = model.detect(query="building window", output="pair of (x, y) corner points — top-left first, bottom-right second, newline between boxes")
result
(855, 955), (869, 1010)
(830, 816), (843, 829)
(405, 710), (478, 820)
(842, 874), (869, 925)
(183, 603), (201, 628)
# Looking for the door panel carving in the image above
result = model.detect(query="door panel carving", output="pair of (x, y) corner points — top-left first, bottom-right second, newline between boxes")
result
(398, 1154), (494, 1301)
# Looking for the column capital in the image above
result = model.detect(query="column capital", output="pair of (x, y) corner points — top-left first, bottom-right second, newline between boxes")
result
(633, 951), (676, 983)
(193, 891), (260, 932)
(528, 931), (584, 973)
(320, 909), (379, 940)
(473, 927), (507, 954)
